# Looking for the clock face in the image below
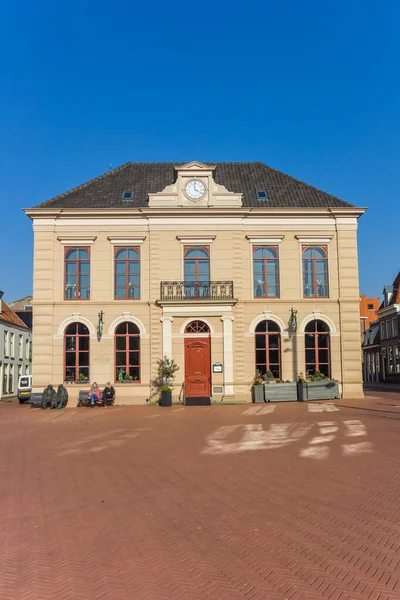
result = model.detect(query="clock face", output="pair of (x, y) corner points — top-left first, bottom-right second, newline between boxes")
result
(185, 179), (206, 200)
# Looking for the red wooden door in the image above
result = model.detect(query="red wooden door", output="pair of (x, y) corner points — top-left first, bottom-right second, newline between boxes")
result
(184, 338), (211, 397)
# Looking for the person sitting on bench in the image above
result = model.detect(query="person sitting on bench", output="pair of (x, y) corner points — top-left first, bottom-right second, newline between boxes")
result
(102, 382), (115, 407)
(88, 382), (101, 407)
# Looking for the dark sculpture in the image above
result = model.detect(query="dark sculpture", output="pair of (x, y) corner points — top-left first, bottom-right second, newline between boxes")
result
(56, 384), (68, 409)
(41, 384), (56, 410)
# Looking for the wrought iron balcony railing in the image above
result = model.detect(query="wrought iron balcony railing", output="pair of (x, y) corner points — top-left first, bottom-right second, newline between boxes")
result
(160, 281), (234, 301)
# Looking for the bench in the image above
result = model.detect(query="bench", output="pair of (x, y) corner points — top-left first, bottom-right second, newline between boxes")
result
(77, 389), (115, 408)
(30, 393), (44, 409)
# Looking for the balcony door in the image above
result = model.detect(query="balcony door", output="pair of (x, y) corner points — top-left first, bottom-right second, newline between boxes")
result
(184, 246), (210, 298)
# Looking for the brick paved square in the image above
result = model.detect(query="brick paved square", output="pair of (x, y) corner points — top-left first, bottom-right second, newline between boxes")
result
(1, 392), (400, 599)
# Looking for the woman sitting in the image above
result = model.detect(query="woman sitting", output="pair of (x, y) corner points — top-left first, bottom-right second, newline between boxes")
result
(88, 382), (101, 407)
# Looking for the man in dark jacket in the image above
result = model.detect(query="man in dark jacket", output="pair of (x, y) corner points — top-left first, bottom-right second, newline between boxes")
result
(41, 384), (56, 410)
(56, 384), (68, 409)
(102, 382), (115, 407)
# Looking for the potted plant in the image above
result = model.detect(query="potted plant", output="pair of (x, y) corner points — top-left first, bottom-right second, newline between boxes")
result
(297, 371), (340, 401)
(156, 356), (179, 407)
(264, 379), (297, 403)
(123, 374), (133, 384)
(263, 370), (276, 383)
(78, 372), (88, 384)
(251, 374), (265, 403)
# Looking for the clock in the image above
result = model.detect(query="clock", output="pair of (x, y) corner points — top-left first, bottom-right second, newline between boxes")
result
(185, 179), (206, 200)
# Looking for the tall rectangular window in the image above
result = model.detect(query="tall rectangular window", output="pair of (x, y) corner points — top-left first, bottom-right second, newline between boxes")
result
(392, 317), (398, 338)
(19, 335), (23, 359)
(10, 334), (14, 358)
(380, 322), (385, 340)
(2, 365), (8, 394)
(388, 347), (394, 374)
(302, 246), (329, 298)
(9, 364), (14, 394)
(114, 247), (140, 299)
(395, 347), (400, 374)
(184, 246), (210, 297)
(65, 247), (90, 300)
(386, 320), (391, 339)
(253, 246), (279, 298)
(4, 331), (8, 357)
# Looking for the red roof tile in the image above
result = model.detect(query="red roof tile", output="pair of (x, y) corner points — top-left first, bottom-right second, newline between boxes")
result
(0, 300), (28, 328)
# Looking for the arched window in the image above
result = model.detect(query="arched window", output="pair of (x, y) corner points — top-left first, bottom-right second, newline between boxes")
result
(302, 246), (328, 298)
(115, 247), (140, 299)
(184, 246), (210, 297)
(115, 322), (140, 382)
(304, 320), (330, 377)
(253, 246), (279, 298)
(255, 320), (281, 379)
(65, 323), (90, 382)
(65, 247), (90, 300)
(185, 321), (210, 334)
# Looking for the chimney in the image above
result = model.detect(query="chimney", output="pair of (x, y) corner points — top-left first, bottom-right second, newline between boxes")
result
(0, 290), (3, 314)
(383, 285), (394, 307)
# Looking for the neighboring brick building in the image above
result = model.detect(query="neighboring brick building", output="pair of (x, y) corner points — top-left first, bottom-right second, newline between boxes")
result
(360, 294), (380, 339)
(8, 295), (33, 330)
(0, 291), (32, 399)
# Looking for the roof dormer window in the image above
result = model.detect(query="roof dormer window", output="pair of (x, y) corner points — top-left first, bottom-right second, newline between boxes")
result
(122, 190), (134, 200)
(256, 189), (269, 200)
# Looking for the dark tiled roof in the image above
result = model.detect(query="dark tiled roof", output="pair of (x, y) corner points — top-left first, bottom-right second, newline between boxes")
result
(34, 162), (354, 209)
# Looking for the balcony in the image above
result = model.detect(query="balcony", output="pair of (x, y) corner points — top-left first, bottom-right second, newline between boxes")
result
(159, 281), (235, 304)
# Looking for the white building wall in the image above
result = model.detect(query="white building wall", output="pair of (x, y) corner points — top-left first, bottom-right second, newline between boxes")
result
(0, 321), (32, 400)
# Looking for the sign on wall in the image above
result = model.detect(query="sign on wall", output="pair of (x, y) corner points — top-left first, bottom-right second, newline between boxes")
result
(213, 363), (223, 373)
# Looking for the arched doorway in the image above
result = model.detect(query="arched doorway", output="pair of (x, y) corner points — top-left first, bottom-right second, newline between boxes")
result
(184, 321), (211, 399)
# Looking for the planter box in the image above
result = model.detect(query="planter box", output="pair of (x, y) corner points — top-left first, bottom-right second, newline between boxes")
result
(264, 382), (297, 403)
(122, 380), (133, 384)
(252, 385), (265, 403)
(160, 390), (172, 407)
(297, 380), (340, 401)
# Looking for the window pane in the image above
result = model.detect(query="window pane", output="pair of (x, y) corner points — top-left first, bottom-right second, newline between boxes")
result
(77, 323), (89, 335)
(129, 366), (140, 380)
(66, 324), (76, 335)
(198, 261), (209, 275)
(318, 334), (329, 348)
(265, 247), (278, 259)
(195, 248), (209, 258)
(79, 351), (89, 366)
(305, 334), (315, 348)
(306, 350), (316, 364)
(116, 248), (127, 259)
(269, 350), (279, 364)
(270, 365), (280, 379)
(78, 249), (89, 260)
(314, 247), (327, 259)
(128, 248), (139, 259)
(129, 351), (139, 366)
(129, 336), (140, 350)
(316, 260), (326, 274)
(65, 367), (76, 381)
(255, 334), (266, 349)
(66, 249), (78, 260)
(116, 261), (126, 273)
(267, 286), (278, 297)
(316, 320), (329, 332)
(303, 248), (313, 259)
(79, 336), (89, 351)
(267, 321), (279, 332)
(129, 261), (140, 274)
(66, 336), (76, 351)
(319, 364), (329, 377)
(318, 350), (329, 364)
(255, 321), (267, 333)
(116, 274), (126, 287)
(115, 287), (126, 299)
(185, 248), (198, 258)
(116, 352), (126, 367)
(116, 337), (126, 350)
(256, 349), (266, 364)
(253, 248), (264, 259)
(65, 352), (76, 366)
(66, 262), (76, 274)
(269, 335), (279, 349)
(127, 323), (139, 334)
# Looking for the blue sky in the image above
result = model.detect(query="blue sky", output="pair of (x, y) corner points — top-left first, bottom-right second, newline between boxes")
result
(0, 0), (399, 302)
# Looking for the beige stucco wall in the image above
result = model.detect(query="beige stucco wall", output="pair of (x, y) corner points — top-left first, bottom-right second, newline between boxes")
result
(29, 204), (364, 404)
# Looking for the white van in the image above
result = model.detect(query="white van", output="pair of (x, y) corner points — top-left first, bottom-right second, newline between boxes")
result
(17, 375), (32, 404)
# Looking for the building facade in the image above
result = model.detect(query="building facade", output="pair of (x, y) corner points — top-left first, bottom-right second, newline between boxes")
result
(0, 291), (32, 400)
(360, 294), (380, 340)
(25, 161), (365, 403)
(9, 296), (33, 330)
(376, 274), (400, 382)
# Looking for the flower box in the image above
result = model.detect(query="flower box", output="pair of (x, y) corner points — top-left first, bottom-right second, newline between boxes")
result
(251, 385), (265, 403)
(297, 380), (340, 401)
(264, 382), (297, 402)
